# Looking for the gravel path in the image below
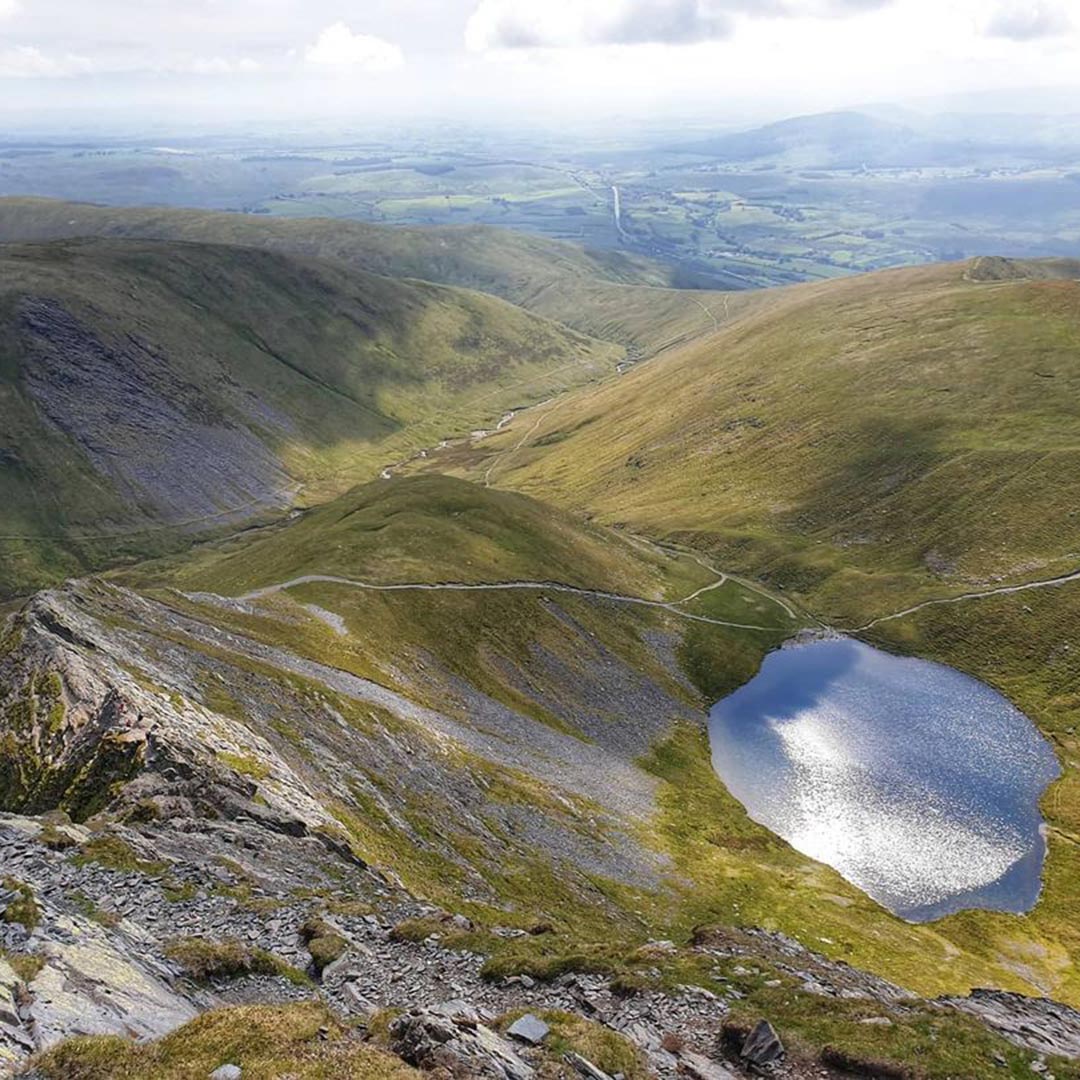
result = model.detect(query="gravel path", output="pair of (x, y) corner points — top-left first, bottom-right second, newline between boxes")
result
(236, 574), (780, 632)
(856, 565), (1080, 630)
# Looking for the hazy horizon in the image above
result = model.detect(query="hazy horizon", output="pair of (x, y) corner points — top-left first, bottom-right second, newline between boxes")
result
(1, 0), (1078, 132)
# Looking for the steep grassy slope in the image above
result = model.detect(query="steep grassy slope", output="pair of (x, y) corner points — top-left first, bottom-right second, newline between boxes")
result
(146, 474), (722, 599)
(0, 197), (744, 355)
(0, 238), (619, 597)
(482, 257), (1080, 623)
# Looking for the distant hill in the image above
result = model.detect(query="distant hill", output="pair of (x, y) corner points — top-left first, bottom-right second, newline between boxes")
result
(667, 109), (1035, 168)
(0, 237), (619, 596)
(0, 197), (733, 354)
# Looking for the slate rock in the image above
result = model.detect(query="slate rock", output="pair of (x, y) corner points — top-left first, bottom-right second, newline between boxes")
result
(341, 983), (379, 1019)
(678, 1050), (739, 1080)
(390, 1007), (533, 1080)
(209, 1066), (242, 1080)
(741, 1019), (784, 1066)
(565, 1051), (615, 1080)
(507, 1013), (549, 1045)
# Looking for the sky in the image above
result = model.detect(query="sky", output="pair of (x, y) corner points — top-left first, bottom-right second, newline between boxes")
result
(0, 0), (1078, 130)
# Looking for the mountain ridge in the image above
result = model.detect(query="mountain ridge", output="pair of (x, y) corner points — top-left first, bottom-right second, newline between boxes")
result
(0, 197), (746, 356)
(0, 236), (622, 597)
(3, 211), (1080, 1077)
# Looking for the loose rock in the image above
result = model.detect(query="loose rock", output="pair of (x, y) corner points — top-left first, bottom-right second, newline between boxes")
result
(507, 1013), (550, 1046)
(209, 1066), (242, 1080)
(741, 1019), (784, 1067)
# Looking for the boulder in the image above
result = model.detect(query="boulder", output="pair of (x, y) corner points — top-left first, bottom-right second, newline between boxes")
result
(209, 1066), (242, 1080)
(741, 1020), (784, 1067)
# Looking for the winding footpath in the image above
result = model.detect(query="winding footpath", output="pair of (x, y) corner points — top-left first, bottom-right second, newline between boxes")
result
(239, 557), (1080, 639)
(855, 565), (1080, 631)
(237, 572), (784, 632)
(483, 395), (559, 488)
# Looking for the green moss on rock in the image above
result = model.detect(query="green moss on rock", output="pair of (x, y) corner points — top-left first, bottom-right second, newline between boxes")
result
(300, 917), (349, 975)
(1, 877), (40, 931)
(164, 936), (311, 987)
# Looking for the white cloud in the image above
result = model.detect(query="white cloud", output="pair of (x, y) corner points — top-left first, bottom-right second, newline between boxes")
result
(0, 0), (19, 18)
(181, 55), (261, 75)
(0, 44), (264, 79)
(984, 1), (1073, 41)
(0, 45), (95, 77)
(465, 0), (894, 50)
(305, 22), (404, 70)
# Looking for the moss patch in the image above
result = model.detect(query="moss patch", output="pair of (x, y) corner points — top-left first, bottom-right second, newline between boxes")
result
(73, 835), (169, 876)
(1, 947), (44, 983)
(164, 937), (311, 988)
(299, 917), (349, 975)
(1, 877), (40, 931)
(29, 1002), (419, 1080)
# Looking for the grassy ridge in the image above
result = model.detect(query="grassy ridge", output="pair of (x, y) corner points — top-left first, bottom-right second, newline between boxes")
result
(0, 197), (742, 355)
(146, 474), (714, 600)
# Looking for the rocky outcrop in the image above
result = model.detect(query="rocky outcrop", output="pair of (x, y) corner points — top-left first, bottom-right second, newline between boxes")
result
(1, 576), (674, 911)
(389, 1001), (534, 1080)
(19, 296), (294, 527)
(0, 824), (199, 1065)
(940, 989), (1080, 1059)
(0, 585), (337, 836)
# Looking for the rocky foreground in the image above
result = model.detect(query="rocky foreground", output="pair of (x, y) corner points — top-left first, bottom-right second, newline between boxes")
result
(3, 570), (1080, 1078)
(4, 808), (1080, 1079)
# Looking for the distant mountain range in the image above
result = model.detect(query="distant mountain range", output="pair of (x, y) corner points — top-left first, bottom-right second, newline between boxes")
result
(667, 108), (1080, 168)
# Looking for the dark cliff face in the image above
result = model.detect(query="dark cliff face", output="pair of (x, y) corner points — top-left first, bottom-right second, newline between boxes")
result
(0, 595), (148, 823)
(18, 296), (295, 527)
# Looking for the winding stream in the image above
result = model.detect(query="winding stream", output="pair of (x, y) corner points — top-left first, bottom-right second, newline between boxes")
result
(708, 637), (1060, 921)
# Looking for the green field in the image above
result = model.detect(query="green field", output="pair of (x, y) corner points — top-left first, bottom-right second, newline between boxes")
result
(3, 116), (1076, 292)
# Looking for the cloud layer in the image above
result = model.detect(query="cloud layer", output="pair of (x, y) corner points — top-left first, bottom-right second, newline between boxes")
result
(984, 1), (1073, 41)
(0, 0), (1074, 125)
(465, 0), (894, 50)
(0, 45), (93, 78)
